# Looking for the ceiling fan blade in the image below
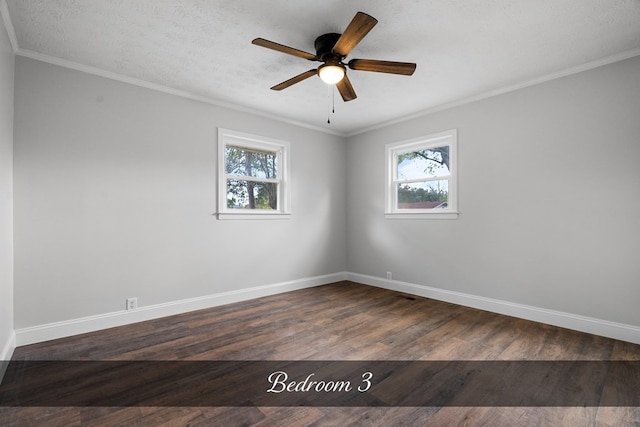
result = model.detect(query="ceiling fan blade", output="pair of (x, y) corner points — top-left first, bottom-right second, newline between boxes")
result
(332, 12), (378, 57)
(336, 75), (357, 102)
(348, 59), (416, 75)
(270, 69), (318, 91)
(252, 38), (318, 61)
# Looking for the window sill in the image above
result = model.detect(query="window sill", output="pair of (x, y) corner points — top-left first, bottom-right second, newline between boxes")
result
(384, 212), (459, 220)
(216, 212), (292, 220)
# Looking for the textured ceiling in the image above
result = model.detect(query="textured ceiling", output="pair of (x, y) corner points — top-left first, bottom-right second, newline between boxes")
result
(3, 0), (640, 135)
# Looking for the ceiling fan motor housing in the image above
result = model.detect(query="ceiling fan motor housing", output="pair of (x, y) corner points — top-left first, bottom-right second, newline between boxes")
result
(314, 33), (342, 61)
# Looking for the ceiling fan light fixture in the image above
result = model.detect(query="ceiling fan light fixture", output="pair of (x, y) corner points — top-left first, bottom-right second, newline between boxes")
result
(318, 64), (345, 84)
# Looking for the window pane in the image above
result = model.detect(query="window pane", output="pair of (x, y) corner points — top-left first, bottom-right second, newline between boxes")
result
(225, 146), (278, 179)
(397, 146), (450, 180)
(397, 181), (448, 209)
(226, 179), (278, 210)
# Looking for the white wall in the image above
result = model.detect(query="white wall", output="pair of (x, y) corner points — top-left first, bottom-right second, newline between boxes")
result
(13, 57), (347, 329)
(0, 14), (15, 362)
(347, 56), (640, 327)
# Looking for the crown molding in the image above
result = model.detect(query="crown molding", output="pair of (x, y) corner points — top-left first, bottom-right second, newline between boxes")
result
(0, 0), (18, 53)
(347, 48), (640, 137)
(15, 48), (347, 138)
(2, 0), (341, 136)
(5, 0), (639, 139)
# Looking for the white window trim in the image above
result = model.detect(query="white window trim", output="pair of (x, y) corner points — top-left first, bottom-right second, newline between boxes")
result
(385, 129), (459, 220)
(217, 128), (291, 220)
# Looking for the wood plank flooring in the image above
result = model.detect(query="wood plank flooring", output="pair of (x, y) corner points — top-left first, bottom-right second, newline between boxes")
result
(1, 281), (639, 426)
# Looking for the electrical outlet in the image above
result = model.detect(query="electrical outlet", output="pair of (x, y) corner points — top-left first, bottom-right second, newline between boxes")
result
(386, 272), (392, 280)
(126, 297), (138, 310)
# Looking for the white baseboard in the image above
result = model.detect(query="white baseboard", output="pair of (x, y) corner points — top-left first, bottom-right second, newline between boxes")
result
(15, 272), (349, 346)
(0, 330), (15, 360)
(347, 272), (640, 345)
(0, 330), (16, 384)
(12, 271), (640, 347)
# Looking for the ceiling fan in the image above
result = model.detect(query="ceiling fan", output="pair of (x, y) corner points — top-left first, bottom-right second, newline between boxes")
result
(252, 11), (416, 102)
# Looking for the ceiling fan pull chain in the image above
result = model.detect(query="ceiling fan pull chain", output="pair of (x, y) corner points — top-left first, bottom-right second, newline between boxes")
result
(327, 84), (332, 124)
(326, 85), (337, 124)
(332, 85), (335, 114)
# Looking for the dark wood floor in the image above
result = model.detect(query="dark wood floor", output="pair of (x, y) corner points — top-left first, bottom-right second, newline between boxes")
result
(1, 281), (639, 426)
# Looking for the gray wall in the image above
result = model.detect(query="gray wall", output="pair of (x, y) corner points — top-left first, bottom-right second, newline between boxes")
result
(10, 51), (640, 336)
(0, 16), (15, 359)
(13, 57), (347, 328)
(346, 56), (640, 326)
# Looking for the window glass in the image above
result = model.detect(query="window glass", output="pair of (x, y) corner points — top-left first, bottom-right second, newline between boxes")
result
(225, 146), (278, 178)
(226, 180), (278, 210)
(397, 146), (450, 180)
(386, 130), (458, 219)
(218, 129), (290, 219)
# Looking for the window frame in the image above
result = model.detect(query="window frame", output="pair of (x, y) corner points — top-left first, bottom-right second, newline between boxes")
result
(217, 128), (291, 220)
(385, 129), (459, 220)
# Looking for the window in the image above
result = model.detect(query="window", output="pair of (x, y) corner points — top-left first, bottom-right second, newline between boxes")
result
(385, 129), (458, 219)
(218, 128), (290, 219)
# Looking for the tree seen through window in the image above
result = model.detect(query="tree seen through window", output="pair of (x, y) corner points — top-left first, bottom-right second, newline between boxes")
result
(225, 146), (278, 210)
(397, 146), (450, 208)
